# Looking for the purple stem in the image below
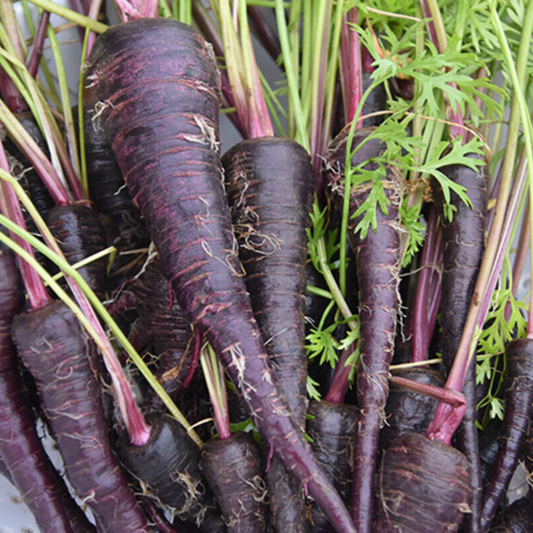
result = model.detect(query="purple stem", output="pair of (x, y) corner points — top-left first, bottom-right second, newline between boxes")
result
(341, 8), (362, 127)
(324, 341), (358, 404)
(419, 0), (440, 53)
(25, 12), (50, 78)
(410, 207), (443, 362)
(248, 6), (281, 64)
(183, 328), (201, 388)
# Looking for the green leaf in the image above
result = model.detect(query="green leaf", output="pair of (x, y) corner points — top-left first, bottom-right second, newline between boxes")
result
(306, 376), (322, 401)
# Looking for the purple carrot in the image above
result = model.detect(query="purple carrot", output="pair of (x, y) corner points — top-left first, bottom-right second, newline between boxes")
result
(325, 125), (404, 532)
(110, 258), (195, 412)
(223, 136), (313, 532)
(82, 102), (137, 220)
(85, 18), (355, 532)
(117, 413), (224, 532)
(488, 491), (533, 532)
(12, 300), (151, 533)
(379, 367), (443, 451)
(201, 431), (267, 533)
(432, 158), (488, 532)
(0, 250), (93, 533)
(306, 400), (359, 532)
(481, 338), (533, 530)
(44, 204), (109, 298)
(374, 432), (472, 532)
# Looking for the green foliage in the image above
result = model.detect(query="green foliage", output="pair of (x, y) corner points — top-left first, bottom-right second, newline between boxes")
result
(476, 287), (528, 426)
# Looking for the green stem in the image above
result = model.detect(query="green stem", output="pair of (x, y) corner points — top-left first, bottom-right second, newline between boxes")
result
(275, 0), (308, 151)
(27, 0), (107, 32)
(317, 236), (357, 331)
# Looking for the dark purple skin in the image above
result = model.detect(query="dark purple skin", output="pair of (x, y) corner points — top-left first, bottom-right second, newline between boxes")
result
(325, 125), (404, 533)
(11, 300), (151, 533)
(117, 413), (224, 532)
(481, 338), (533, 531)
(306, 400), (359, 532)
(86, 18), (355, 533)
(108, 259), (193, 413)
(0, 251), (93, 533)
(44, 204), (108, 297)
(379, 367), (444, 451)
(489, 492), (533, 532)
(375, 432), (472, 532)
(201, 431), (267, 533)
(223, 137), (313, 532)
(433, 159), (488, 533)
(83, 103), (136, 219)
(478, 418), (502, 486)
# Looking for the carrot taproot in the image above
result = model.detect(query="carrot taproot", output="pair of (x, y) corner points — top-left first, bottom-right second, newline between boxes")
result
(481, 338), (533, 530)
(433, 158), (488, 532)
(306, 400), (359, 532)
(325, 125), (404, 532)
(85, 18), (355, 532)
(223, 136), (313, 532)
(0, 249), (93, 533)
(374, 432), (472, 532)
(11, 300), (151, 533)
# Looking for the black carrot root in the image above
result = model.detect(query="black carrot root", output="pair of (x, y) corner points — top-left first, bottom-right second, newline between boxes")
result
(432, 159), (488, 533)
(325, 125), (404, 532)
(117, 413), (224, 532)
(223, 136), (313, 532)
(478, 418), (502, 486)
(201, 431), (267, 533)
(481, 338), (533, 531)
(379, 367), (443, 451)
(11, 300), (151, 533)
(374, 432), (472, 532)
(0, 250), (93, 533)
(109, 258), (194, 413)
(83, 104), (136, 220)
(489, 491), (533, 533)
(306, 400), (359, 532)
(86, 19), (355, 532)
(44, 204), (108, 297)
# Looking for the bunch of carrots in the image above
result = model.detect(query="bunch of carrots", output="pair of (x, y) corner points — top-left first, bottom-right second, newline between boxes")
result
(0, 0), (531, 532)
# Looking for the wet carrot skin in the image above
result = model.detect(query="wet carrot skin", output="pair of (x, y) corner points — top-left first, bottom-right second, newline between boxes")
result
(86, 19), (356, 532)
(12, 300), (151, 533)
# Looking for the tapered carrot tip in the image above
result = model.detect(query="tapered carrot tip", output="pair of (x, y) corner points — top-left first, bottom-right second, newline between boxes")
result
(375, 432), (471, 533)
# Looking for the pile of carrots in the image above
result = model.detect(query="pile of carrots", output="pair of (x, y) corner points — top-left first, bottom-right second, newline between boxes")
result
(0, 1), (532, 532)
